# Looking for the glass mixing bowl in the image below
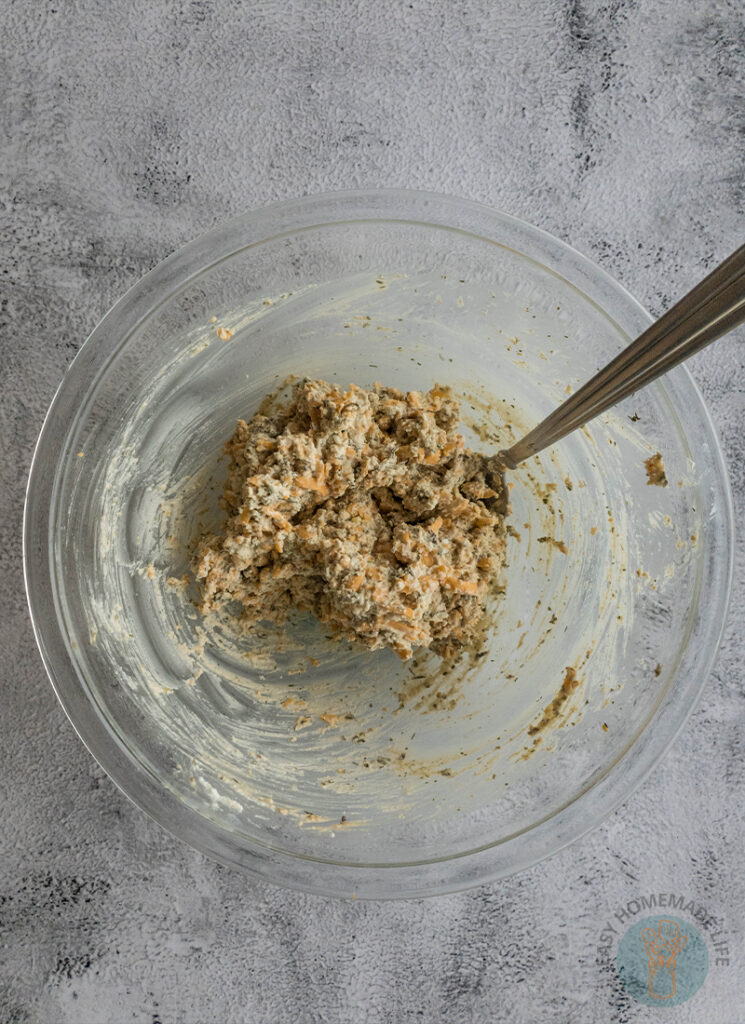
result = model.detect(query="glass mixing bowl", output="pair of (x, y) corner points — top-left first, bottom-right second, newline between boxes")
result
(24, 190), (733, 898)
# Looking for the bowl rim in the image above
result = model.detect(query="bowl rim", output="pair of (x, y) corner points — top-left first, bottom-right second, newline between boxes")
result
(23, 188), (735, 898)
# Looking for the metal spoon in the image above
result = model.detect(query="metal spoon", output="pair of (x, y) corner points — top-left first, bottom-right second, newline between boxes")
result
(494, 242), (745, 471)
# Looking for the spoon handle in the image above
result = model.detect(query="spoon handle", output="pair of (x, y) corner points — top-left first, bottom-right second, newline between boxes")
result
(500, 242), (745, 468)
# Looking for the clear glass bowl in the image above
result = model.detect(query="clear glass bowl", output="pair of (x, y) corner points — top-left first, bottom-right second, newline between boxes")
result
(24, 190), (733, 898)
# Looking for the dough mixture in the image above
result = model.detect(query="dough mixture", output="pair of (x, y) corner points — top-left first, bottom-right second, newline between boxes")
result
(193, 378), (508, 659)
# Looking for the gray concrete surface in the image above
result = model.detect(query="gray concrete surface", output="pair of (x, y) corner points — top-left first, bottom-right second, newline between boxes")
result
(2, 1), (744, 1021)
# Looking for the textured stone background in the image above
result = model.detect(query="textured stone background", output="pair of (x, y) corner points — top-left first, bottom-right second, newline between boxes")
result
(2, 1), (744, 1021)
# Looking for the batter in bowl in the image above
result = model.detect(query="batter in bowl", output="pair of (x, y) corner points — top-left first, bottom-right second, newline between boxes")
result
(193, 378), (508, 659)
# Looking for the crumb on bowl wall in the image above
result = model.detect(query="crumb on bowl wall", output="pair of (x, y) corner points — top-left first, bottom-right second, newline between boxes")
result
(645, 452), (668, 487)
